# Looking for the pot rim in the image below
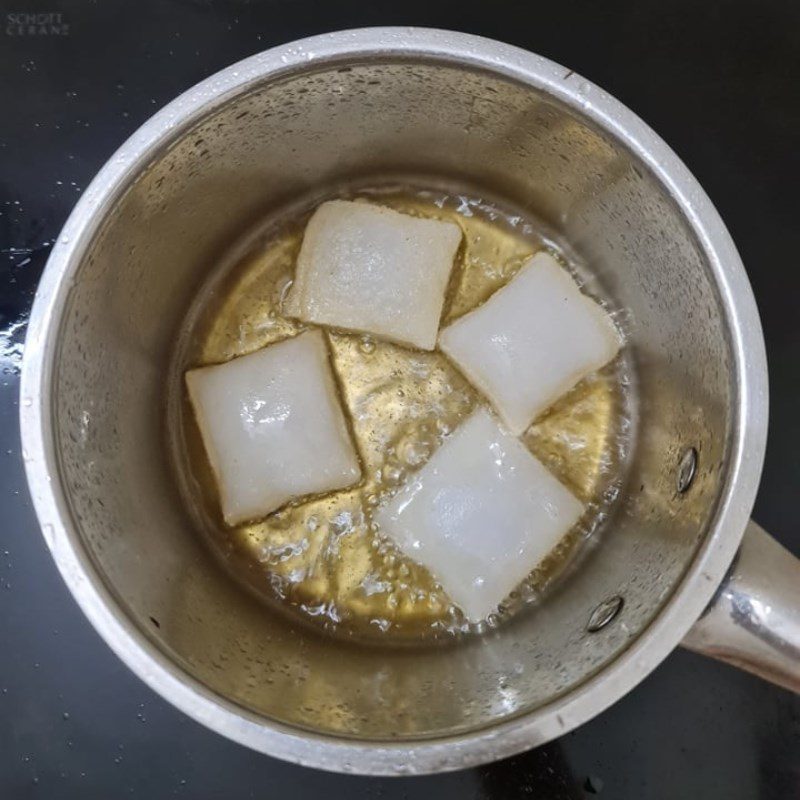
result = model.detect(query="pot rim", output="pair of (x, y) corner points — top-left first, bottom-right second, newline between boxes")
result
(19, 27), (768, 775)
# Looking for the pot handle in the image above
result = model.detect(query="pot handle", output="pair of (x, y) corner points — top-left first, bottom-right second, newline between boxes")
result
(681, 519), (800, 693)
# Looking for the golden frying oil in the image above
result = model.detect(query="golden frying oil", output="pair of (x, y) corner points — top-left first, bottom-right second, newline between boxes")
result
(168, 183), (633, 642)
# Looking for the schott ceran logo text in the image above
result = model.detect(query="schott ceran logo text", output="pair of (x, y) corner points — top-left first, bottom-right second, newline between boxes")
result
(6, 12), (70, 36)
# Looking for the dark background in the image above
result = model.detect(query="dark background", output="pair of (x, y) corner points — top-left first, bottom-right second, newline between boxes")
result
(1, 1), (799, 797)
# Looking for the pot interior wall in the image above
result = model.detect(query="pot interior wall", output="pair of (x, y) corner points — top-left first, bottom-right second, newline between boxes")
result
(52, 59), (732, 738)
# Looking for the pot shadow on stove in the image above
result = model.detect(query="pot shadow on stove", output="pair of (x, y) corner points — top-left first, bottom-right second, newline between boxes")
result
(477, 743), (588, 799)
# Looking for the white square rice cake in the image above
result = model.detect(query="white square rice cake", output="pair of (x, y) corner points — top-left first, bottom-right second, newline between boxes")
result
(374, 408), (584, 622)
(284, 200), (462, 350)
(186, 330), (361, 525)
(439, 251), (622, 435)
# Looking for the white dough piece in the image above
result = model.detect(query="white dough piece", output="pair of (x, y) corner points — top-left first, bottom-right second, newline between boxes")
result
(284, 200), (462, 350)
(186, 330), (361, 525)
(439, 251), (622, 434)
(374, 408), (584, 622)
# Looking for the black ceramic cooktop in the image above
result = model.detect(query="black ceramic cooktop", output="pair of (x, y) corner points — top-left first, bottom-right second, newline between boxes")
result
(1, 1), (799, 797)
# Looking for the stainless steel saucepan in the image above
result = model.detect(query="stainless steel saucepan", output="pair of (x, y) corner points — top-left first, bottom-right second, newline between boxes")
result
(20, 28), (800, 774)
